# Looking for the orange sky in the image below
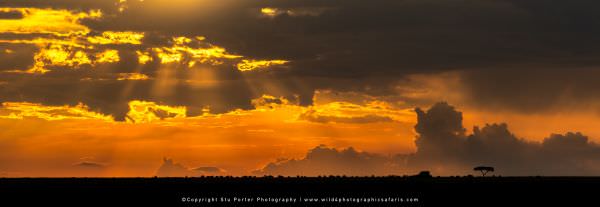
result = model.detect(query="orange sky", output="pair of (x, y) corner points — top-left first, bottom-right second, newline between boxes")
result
(3, 2), (600, 177)
(0, 92), (418, 176)
(2, 90), (600, 177)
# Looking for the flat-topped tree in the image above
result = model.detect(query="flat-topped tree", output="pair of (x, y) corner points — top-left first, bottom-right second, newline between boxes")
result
(473, 166), (494, 176)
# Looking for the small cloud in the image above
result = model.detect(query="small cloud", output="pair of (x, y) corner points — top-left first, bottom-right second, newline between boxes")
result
(259, 7), (331, 18)
(117, 73), (150, 81)
(73, 161), (106, 168)
(192, 166), (226, 175)
(125, 100), (186, 123)
(254, 145), (403, 176)
(236, 59), (289, 71)
(299, 110), (394, 124)
(156, 157), (226, 177)
(155, 157), (191, 177)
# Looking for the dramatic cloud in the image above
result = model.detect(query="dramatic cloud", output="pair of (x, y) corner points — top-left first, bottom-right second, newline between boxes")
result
(0, 0), (599, 120)
(2, 0), (600, 177)
(257, 102), (600, 176)
(410, 102), (600, 176)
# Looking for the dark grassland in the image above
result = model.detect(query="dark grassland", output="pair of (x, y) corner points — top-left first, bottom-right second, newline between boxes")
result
(0, 176), (597, 206)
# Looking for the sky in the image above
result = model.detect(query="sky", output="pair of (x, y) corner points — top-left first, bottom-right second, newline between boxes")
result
(2, 0), (600, 177)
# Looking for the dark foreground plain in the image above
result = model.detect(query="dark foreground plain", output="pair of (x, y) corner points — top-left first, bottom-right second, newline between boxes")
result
(0, 176), (598, 206)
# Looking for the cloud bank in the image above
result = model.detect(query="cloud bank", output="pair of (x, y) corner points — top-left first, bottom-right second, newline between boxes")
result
(155, 158), (225, 177)
(258, 102), (600, 176)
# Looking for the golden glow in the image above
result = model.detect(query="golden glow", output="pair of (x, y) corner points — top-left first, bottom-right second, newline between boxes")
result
(246, 93), (413, 123)
(150, 36), (242, 66)
(237, 59), (289, 71)
(261, 7), (279, 17)
(125, 100), (186, 123)
(0, 38), (89, 48)
(0, 8), (288, 74)
(117, 73), (150, 81)
(170, 36), (242, 63)
(260, 7), (327, 18)
(118, 0), (128, 12)
(27, 44), (92, 74)
(250, 95), (293, 110)
(0, 91), (420, 176)
(301, 101), (414, 123)
(95, 50), (120, 63)
(136, 51), (153, 64)
(153, 48), (183, 64)
(173, 36), (192, 45)
(0, 8), (101, 36)
(1, 9), (285, 73)
(87, 31), (145, 45)
(183, 46), (242, 62)
(25, 47), (121, 74)
(0, 102), (113, 121)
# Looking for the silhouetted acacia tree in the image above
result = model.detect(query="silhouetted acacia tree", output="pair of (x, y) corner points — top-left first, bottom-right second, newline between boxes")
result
(473, 166), (494, 176)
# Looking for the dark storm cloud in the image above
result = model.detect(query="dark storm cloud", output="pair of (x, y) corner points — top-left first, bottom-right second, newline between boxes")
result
(7, 0), (600, 72)
(73, 0), (600, 74)
(0, 68), (258, 120)
(460, 69), (600, 114)
(3, 0), (600, 117)
(410, 102), (600, 175)
(258, 102), (600, 176)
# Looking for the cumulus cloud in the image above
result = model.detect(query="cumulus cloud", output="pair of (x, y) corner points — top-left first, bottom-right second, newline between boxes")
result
(254, 145), (405, 176)
(155, 158), (225, 177)
(125, 100), (186, 123)
(257, 102), (600, 176)
(155, 158), (192, 177)
(410, 102), (600, 176)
